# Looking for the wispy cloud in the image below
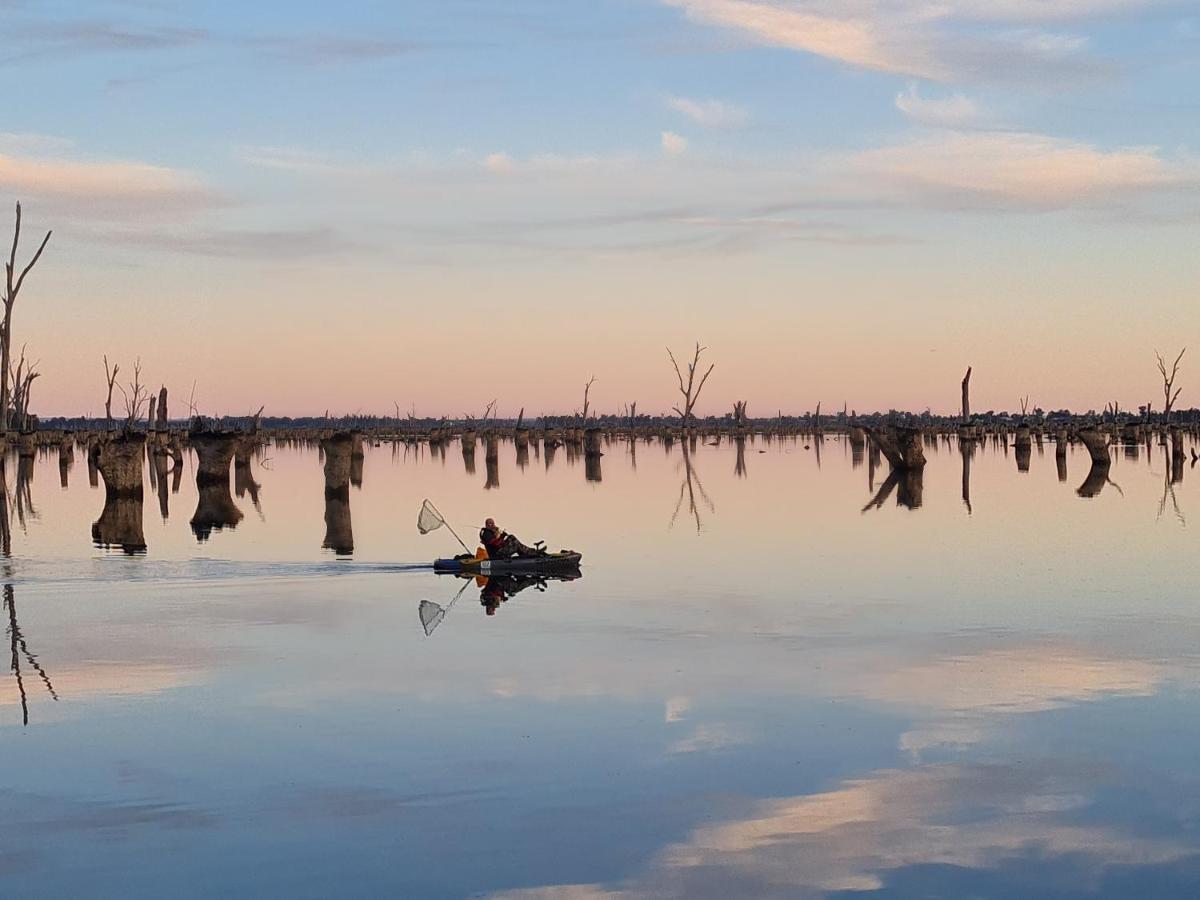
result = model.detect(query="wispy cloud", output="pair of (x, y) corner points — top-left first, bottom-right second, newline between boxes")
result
(0, 20), (208, 64)
(844, 130), (1190, 209)
(76, 224), (365, 261)
(244, 34), (421, 64)
(661, 130), (689, 156)
(0, 149), (217, 215)
(666, 95), (750, 128)
(660, 0), (1129, 83)
(894, 84), (982, 127)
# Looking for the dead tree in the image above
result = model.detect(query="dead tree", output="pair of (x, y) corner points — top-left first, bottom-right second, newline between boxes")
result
(103, 356), (120, 431)
(961, 367), (971, 422)
(732, 401), (748, 429)
(8, 346), (38, 433)
(1, 203), (51, 433)
(581, 376), (597, 424)
(1156, 348), (1185, 423)
(667, 342), (714, 432)
(117, 358), (150, 433)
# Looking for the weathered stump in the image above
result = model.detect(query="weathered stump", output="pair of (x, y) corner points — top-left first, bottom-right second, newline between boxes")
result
(322, 432), (353, 555)
(1076, 427), (1110, 467)
(189, 432), (243, 540)
(584, 428), (603, 459)
(867, 426), (926, 471)
(96, 434), (146, 499)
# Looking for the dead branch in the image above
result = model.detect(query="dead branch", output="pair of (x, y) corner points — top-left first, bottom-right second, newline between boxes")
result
(667, 342), (714, 430)
(1155, 348), (1185, 422)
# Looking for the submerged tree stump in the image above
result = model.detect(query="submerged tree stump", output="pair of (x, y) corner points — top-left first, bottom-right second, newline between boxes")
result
(867, 426), (926, 471)
(96, 434), (146, 499)
(1076, 427), (1111, 467)
(584, 428), (603, 459)
(321, 432), (353, 555)
(189, 431), (242, 540)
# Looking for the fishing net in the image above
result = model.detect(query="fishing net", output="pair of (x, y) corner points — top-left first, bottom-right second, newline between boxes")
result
(418, 599), (445, 637)
(417, 499), (445, 535)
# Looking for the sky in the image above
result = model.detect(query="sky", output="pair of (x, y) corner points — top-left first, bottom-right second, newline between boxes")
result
(2, 0), (1198, 418)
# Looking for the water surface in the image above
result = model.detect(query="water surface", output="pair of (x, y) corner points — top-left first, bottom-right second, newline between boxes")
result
(2, 434), (1199, 897)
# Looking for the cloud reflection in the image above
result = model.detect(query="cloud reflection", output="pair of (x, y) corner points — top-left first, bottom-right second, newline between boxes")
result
(500, 761), (1192, 898)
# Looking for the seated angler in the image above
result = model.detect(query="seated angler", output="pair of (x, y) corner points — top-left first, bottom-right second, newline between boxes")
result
(479, 518), (541, 559)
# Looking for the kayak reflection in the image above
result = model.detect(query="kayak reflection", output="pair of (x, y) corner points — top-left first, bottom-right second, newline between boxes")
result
(418, 568), (582, 636)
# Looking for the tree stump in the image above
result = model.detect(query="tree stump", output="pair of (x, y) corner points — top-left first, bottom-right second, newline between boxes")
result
(189, 432), (242, 540)
(867, 426), (926, 471)
(321, 432), (353, 555)
(96, 434), (146, 499)
(1076, 427), (1110, 467)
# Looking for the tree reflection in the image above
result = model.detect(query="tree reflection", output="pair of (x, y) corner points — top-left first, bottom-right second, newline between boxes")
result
(862, 468), (924, 512)
(671, 444), (714, 533)
(5, 585), (58, 726)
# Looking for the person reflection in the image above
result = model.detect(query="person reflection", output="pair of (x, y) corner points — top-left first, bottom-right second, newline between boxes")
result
(479, 571), (580, 617)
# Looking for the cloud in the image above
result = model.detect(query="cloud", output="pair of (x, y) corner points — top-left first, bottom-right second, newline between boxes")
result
(500, 762), (1194, 898)
(86, 225), (363, 259)
(483, 152), (517, 175)
(0, 20), (208, 64)
(0, 150), (217, 216)
(844, 131), (1188, 208)
(660, 0), (1129, 83)
(245, 34), (420, 63)
(661, 130), (689, 157)
(234, 145), (366, 177)
(667, 722), (750, 754)
(666, 95), (750, 128)
(894, 84), (982, 127)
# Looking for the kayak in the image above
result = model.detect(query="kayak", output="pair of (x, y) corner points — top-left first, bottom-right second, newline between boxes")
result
(434, 550), (582, 574)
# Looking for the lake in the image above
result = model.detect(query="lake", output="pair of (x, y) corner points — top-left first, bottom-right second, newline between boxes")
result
(2, 432), (1198, 898)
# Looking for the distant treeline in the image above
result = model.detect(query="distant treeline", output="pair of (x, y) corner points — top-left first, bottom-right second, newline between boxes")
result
(37, 407), (1200, 432)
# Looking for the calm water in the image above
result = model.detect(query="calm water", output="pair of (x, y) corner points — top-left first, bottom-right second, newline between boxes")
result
(2, 434), (1199, 898)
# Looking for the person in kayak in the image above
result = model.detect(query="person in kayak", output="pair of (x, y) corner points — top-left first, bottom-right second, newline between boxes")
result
(479, 518), (541, 559)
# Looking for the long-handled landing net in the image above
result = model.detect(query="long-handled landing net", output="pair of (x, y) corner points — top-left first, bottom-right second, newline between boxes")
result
(417, 499), (470, 553)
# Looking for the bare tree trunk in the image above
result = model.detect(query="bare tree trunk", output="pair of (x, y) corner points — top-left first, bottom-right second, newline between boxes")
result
(1, 204), (52, 434)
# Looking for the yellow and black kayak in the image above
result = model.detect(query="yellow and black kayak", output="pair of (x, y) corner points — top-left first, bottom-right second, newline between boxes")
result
(434, 549), (582, 575)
